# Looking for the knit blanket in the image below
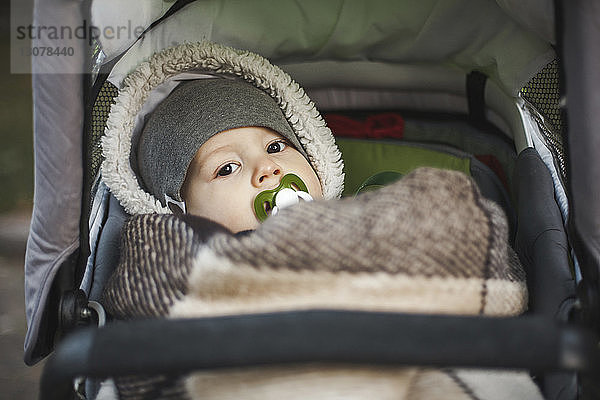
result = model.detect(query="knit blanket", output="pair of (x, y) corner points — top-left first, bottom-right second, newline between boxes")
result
(102, 168), (541, 400)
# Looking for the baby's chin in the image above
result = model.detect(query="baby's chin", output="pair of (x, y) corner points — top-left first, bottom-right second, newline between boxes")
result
(228, 217), (260, 234)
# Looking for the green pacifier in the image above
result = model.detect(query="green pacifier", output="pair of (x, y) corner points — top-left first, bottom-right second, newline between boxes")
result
(254, 173), (313, 222)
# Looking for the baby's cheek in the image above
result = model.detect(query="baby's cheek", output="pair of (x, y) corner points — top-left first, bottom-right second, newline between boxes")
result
(307, 172), (323, 199)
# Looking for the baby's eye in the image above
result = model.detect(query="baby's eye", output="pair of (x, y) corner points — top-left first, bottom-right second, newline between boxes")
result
(267, 140), (288, 154)
(216, 163), (239, 177)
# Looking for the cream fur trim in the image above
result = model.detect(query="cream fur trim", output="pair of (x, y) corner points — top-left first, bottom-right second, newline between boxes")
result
(101, 41), (345, 215)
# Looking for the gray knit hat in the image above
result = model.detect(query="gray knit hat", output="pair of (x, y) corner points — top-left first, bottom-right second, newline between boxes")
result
(137, 77), (307, 205)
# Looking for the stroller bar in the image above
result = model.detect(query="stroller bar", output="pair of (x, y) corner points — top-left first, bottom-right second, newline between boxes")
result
(39, 311), (598, 400)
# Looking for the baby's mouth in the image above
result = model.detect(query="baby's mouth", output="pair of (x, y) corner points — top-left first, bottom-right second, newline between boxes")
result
(254, 174), (313, 222)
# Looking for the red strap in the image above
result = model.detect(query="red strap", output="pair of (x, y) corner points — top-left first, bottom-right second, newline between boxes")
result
(325, 113), (405, 140)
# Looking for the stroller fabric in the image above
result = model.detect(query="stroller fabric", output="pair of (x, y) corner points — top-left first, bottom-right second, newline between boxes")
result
(102, 168), (538, 399)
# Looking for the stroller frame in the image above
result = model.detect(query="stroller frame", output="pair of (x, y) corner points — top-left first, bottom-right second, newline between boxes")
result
(26, 0), (600, 399)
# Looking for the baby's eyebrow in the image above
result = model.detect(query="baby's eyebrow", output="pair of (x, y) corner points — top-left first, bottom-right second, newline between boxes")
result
(196, 145), (236, 170)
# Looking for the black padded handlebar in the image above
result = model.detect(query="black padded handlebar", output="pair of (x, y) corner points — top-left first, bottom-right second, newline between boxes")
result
(39, 311), (599, 400)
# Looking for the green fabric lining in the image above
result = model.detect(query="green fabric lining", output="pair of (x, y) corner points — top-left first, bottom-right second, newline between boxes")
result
(356, 171), (404, 195)
(337, 138), (471, 196)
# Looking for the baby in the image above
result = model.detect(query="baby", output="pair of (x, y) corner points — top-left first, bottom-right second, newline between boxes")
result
(101, 42), (344, 232)
(137, 78), (327, 233)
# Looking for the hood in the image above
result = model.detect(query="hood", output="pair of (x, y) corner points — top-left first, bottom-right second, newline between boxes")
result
(101, 41), (345, 215)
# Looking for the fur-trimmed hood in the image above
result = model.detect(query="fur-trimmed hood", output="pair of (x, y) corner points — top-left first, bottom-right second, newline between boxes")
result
(101, 41), (345, 215)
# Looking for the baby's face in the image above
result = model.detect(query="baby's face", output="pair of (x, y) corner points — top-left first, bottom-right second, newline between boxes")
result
(182, 126), (323, 232)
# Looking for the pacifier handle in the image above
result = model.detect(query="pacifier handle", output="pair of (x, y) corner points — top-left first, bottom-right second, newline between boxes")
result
(271, 188), (313, 216)
(296, 191), (313, 202)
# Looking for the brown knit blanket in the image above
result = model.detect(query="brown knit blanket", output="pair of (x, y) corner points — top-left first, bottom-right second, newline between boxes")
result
(103, 168), (540, 400)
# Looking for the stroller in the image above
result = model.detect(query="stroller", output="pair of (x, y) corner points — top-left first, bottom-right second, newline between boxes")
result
(24, 0), (599, 398)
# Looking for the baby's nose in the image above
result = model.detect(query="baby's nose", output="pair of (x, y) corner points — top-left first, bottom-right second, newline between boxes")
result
(253, 160), (282, 187)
